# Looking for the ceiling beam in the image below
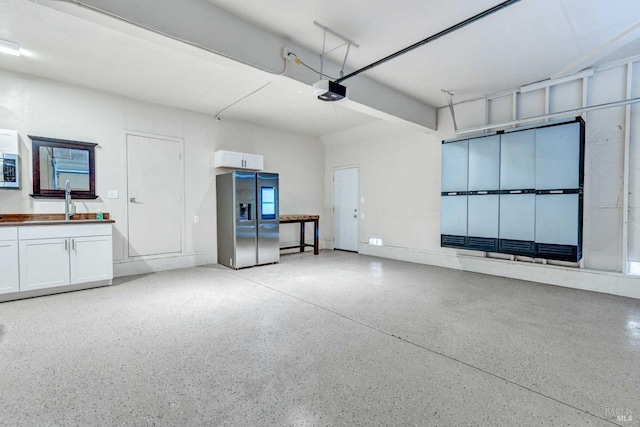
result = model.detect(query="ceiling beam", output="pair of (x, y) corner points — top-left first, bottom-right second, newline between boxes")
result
(35, 0), (437, 131)
(552, 22), (640, 79)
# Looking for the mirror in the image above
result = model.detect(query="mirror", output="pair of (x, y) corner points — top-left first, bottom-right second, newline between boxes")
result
(29, 136), (97, 199)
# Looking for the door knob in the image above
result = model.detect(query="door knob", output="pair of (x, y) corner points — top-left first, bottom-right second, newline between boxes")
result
(353, 214), (357, 218)
(130, 197), (138, 203)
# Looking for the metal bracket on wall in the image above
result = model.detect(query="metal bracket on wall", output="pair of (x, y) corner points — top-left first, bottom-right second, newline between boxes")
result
(313, 21), (359, 79)
(442, 89), (459, 132)
(215, 82), (271, 121)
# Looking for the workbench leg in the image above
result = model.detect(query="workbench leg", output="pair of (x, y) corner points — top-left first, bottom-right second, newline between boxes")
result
(300, 221), (305, 252)
(314, 219), (319, 255)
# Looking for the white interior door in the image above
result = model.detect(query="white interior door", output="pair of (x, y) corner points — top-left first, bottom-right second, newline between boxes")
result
(127, 134), (182, 257)
(333, 167), (359, 252)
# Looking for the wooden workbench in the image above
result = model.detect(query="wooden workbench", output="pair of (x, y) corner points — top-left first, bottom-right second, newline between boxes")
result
(279, 214), (319, 255)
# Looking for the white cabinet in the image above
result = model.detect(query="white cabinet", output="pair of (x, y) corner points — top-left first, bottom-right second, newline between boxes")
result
(71, 235), (113, 284)
(214, 150), (244, 168)
(19, 238), (70, 291)
(18, 224), (113, 292)
(243, 153), (264, 170)
(0, 128), (19, 153)
(213, 150), (264, 170)
(0, 227), (19, 294)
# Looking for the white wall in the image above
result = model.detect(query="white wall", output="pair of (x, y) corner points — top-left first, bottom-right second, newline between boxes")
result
(323, 58), (640, 299)
(0, 70), (324, 274)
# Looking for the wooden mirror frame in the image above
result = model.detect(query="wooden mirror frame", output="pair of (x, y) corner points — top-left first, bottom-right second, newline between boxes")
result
(29, 135), (98, 199)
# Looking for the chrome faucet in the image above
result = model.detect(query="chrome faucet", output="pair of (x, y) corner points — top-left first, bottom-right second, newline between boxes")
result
(65, 179), (76, 221)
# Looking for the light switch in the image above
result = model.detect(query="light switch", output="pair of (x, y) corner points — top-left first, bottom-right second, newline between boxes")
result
(194, 216), (200, 224)
(107, 190), (119, 199)
(361, 197), (365, 203)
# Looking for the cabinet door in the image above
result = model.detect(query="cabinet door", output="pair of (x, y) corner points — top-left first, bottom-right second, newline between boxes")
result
(468, 195), (499, 238)
(215, 150), (244, 168)
(243, 153), (264, 170)
(500, 130), (535, 190)
(468, 135), (500, 191)
(19, 238), (70, 291)
(441, 140), (468, 192)
(535, 194), (579, 245)
(499, 193), (535, 241)
(70, 235), (113, 284)
(467, 194), (499, 252)
(535, 123), (581, 190)
(0, 240), (19, 294)
(441, 195), (467, 237)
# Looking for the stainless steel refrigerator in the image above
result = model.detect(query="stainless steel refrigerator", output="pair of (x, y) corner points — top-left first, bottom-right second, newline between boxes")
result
(216, 171), (279, 269)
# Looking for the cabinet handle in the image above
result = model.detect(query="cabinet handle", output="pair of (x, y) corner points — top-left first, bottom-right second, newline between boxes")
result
(65, 240), (68, 251)
(72, 239), (75, 251)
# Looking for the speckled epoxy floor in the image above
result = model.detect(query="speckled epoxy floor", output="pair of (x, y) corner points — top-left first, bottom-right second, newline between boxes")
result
(1, 251), (638, 426)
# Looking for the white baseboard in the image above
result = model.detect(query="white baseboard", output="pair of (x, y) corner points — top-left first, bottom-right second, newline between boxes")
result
(359, 244), (640, 300)
(0, 280), (111, 303)
(114, 251), (216, 277)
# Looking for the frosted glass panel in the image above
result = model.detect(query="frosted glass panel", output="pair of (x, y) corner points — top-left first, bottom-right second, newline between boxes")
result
(441, 140), (468, 192)
(535, 123), (581, 190)
(468, 135), (500, 191)
(441, 196), (467, 236)
(500, 130), (535, 190)
(499, 194), (535, 240)
(468, 195), (499, 238)
(535, 194), (579, 245)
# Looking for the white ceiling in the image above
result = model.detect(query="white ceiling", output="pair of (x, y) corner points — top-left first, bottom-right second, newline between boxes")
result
(206, 0), (640, 106)
(0, 0), (377, 137)
(0, 0), (639, 137)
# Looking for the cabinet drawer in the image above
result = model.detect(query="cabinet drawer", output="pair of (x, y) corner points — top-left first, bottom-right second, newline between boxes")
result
(0, 227), (18, 241)
(19, 223), (112, 240)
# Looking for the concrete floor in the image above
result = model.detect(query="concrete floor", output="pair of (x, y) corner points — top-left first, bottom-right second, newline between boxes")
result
(1, 251), (639, 426)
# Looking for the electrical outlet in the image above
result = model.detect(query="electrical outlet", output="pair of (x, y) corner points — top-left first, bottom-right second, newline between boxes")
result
(194, 216), (200, 224)
(369, 238), (383, 246)
(281, 47), (292, 60)
(107, 190), (119, 199)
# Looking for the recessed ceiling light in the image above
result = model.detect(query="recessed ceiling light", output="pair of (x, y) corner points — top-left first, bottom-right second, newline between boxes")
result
(0, 39), (21, 56)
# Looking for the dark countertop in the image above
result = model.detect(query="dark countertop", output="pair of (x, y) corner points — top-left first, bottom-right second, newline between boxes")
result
(0, 219), (115, 227)
(0, 213), (114, 226)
